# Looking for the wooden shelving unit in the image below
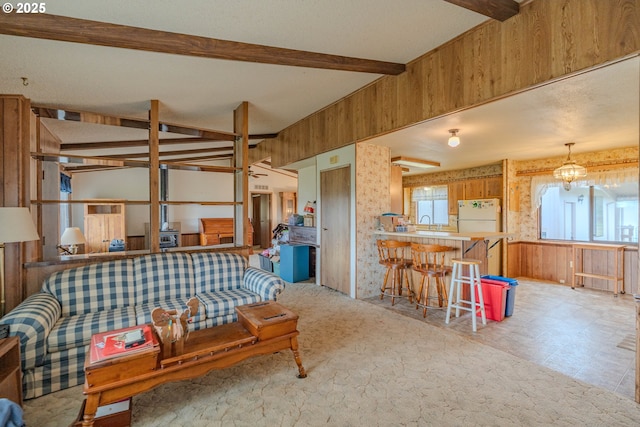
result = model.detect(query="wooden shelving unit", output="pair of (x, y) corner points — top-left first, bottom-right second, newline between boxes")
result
(0, 336), (22, 406)
(572, 243), (625, 296)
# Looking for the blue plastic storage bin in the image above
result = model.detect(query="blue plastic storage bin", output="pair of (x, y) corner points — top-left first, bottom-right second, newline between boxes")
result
(481, 275), (519, 317)
(279, 244), (310, 282)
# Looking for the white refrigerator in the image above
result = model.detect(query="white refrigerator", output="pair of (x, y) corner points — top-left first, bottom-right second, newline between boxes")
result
(458, 198), (501, 274)
(457, 198), (501, 233)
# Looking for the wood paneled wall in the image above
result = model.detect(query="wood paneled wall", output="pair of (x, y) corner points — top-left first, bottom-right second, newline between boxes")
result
(267, 0), (639, 168)
(508, 241), (639, 296)
(0, 95), (37, 312)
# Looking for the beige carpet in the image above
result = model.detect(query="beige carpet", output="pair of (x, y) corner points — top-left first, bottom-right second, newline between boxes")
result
(23, 283), (640, 426)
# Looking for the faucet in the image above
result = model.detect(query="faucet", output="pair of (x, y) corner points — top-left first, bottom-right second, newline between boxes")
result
(419, 215), (432, 230)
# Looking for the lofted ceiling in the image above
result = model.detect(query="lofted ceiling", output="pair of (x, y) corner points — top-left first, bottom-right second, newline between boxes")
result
(0, 0), (637, 176)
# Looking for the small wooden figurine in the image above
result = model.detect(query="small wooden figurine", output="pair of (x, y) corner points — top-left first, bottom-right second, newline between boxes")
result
(151, 297), (199, 357)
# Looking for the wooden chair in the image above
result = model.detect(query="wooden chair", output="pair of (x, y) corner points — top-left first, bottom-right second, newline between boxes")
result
(410, 243), (455, 317)
(377, 240), (413, 305)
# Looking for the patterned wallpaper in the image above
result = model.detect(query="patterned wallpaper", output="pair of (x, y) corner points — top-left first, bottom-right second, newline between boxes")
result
(403, 163), (503, 187)
(355, 142), (390, 299)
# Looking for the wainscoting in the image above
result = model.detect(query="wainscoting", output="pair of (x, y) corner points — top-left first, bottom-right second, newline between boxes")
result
(507, 241), (638, 296)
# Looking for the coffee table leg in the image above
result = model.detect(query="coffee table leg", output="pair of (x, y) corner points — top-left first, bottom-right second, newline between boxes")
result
(82, 394), (100, 427)
(290, 336), (307, 378)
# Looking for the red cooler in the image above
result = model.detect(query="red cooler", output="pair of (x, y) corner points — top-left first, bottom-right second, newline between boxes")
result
(476, 279), (509, 321)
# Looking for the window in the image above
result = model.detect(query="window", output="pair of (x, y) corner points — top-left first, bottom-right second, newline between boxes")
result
(540, 181), (638, 243)
(412, 186), (448, 226)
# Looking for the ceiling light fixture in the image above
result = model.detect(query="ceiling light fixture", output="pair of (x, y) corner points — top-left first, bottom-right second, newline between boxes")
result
(553, 142), (587, 191)
(447, 129), (460, 147)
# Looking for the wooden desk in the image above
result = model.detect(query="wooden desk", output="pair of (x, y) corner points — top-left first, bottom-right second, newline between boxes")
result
(80, 302), (306, 426)
(572, 243), (625, 296)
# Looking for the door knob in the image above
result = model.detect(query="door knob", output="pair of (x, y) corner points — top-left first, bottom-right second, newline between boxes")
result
(323, 228), (328, 231)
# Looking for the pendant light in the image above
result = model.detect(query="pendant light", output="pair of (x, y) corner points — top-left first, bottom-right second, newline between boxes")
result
(553, 142), (587, 191)
(448, 129), (460, 147)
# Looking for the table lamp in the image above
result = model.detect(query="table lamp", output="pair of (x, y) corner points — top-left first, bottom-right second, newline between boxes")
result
(0, 207), (40, 317)
(60, 227), (86, 255)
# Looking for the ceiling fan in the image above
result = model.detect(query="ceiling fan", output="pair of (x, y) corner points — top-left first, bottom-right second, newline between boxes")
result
(248, 167), (268, 178)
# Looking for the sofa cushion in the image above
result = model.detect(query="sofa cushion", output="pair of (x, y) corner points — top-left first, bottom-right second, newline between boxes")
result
(47, 306), (137, 352)
(42, 259), (135, 316)
(191, 252), (247, 292)
(134, 253), (195, 304)
(196, 288), (261, 319)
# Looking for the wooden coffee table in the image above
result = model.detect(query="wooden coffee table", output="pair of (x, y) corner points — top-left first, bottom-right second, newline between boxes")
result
(79, 301), (306, 427)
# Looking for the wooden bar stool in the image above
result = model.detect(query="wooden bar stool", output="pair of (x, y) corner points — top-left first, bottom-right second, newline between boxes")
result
(445, 258), (486, 332)
(410, 243), (455, 317)
(377, 239), (413, 305)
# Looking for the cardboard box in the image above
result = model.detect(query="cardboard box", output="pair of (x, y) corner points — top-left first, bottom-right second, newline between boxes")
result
(379, 215), (405, 232)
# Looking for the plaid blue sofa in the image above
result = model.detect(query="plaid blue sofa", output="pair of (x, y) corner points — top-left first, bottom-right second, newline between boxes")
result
(0, 251), (284, 399)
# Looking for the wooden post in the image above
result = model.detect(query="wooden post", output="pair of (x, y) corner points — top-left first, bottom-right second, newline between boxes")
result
(636, 293), (640, 403)
(0, 95), (35, 312)
(233, 102), (249, 248)
(148, 100), (160, 253)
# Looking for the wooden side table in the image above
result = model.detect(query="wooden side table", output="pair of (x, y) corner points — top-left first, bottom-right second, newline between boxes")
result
(0, 336), (22, 407)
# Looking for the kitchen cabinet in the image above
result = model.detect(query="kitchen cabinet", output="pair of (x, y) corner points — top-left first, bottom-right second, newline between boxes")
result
(464, 179), (485, 199)
(447, 177), (502, 216)
(485, 177), (502, 198)
(84, 202), (126, 253)
(448, 182), (464, 215)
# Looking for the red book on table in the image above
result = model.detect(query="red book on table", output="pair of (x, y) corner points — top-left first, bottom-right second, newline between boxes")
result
(89, 325), (157, 364)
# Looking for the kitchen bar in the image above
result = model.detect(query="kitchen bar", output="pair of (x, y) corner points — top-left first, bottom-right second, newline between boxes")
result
(374, 229), (512, 276)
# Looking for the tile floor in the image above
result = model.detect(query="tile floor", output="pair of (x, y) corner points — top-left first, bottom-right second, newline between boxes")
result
(365, 277), (638, 401)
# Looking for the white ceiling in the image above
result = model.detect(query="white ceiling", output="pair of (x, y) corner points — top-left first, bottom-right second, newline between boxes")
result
(0, 0), (637, 173)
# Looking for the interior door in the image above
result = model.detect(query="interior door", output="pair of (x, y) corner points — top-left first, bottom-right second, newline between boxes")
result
(564, 201), (576, 240)
(252, 193), (271, 249)
(321, 166), (350, 294)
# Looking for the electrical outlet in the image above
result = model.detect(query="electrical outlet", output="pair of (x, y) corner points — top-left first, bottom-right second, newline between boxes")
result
(569, 261), (573, 268)
(559, 279), (565, 284)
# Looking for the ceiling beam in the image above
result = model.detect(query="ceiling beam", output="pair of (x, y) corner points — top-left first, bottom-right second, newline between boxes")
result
(60, 138), (263, 151)
(98, 147), (235, 160)
(34, 106), (238, 141)
(0, 13), (406, 75)
(443, 0), (519, 22)
(32, 152), (237, 173)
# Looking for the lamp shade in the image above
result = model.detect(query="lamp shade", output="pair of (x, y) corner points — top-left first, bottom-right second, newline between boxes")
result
(60, 227), (86, 245)
(0, 207), (40, 243)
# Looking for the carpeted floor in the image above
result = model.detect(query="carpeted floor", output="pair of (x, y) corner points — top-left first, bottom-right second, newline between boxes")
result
(23, 282), (640, 426)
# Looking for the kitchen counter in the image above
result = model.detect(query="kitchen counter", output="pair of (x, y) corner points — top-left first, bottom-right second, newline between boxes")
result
(373, 230), (512, 276)
(374, 230), (512, 241)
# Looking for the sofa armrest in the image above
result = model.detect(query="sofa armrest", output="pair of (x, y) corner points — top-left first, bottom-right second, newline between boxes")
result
(0, 293), (61, 370)
(243, 267), (285, 301)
